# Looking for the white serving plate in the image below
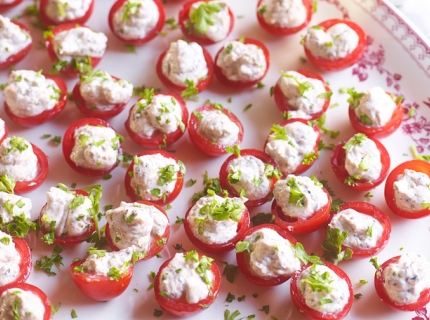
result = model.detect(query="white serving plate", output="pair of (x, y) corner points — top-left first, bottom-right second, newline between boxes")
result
(1, 0), (430, 319)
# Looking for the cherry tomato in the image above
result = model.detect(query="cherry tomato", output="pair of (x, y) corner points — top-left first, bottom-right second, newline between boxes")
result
(124, 149), (184, 205)
(0, 20), (32, 69)
(62, 118), (122, 177)
(384, 160), (430, 219)
(303, 19), (367, 71)
(124, 92), (189, 149)
(4, 74), (68, 127)
(0, 237), (32, 289)
(273, 69), (331, 120)
(256, 0), (312, 35)
(214, 38), (270, 89)
(105, 200), (170, 262)
(178, 0), (234, 45)
(330, 136), (390, 191)
(187, 103), (244, 156)
(39, 0), (94, 27)
(290, 262), (354, 319)
(154, 251), (221, 317)
(0, 0), (23, 10)
(219, 148), (279, 208)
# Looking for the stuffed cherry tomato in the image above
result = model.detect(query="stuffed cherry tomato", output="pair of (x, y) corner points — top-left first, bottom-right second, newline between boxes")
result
(219, 148), (279, 208)
(62, 118), (123, 177)
(105, 200), (170, 262)
(0, 18), (32, 69)
(39, 0), (94, 27)
(125, 90), (188, 149)
(0, 118), (8, 144)
(374, 252), (430, 312)
(124, 150), (185, 205)
(178, 0), (234, 45)
(302, 19), (367, 71)
(188, 102), (244, 156)
(3, 70), (67, 127)
(290, 262), (353, 319)
(156, 39), (214, 93)
(273, 69), (331, 120)
(154, 250), (221, 317)
(256, 0), (312, 35)
(214, 37), (270, 89)
(384, 160), (430, 219)
(264, 118), (320, 177)
(330, 133), (390, 191)
(108, 0), (165, 45)
(0, 0), (23, 10)
(271, 174), (331, 235)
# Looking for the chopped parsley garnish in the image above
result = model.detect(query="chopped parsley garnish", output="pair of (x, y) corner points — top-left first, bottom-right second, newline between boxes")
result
(181, 79), (199, 100)
(224, 309), (241, 320)
(0, 174), (16, 194)
(259, 305), (270, 315)
(35, 245), (64, 276)
(173, 243), (185, 251)
(71, 309), (78, 318)
(154, 309), (163, 317)
(286, 177), (305, 207)
(123, 0), (141, 20)
(301, 264), (333, 293)
(308, 114), (339, 139)
(235, 241), (250, 253)
(189, 2), (221, 34)
(359, 279), (368, 284)
(369, 257), (381, 270)
(281, 71), (313, 96)
(302, 152), (317, 165)
(188, 179), (197, 187)
(244, 103), (252, 111)
(124, 44), (136, 53)
(226, 292), (235, 302)
(220, 261), (238, 283)
(358, 153), (370, 171)
(343, 133), (367, 151)
(250, 212), (274, 226)
(184, 250), (213, 285)
(225, 144), (241, 157)
(346, 87), (365, 109)
(269, 124), (290, 141)
(354, 293), (363, 299)
(345, 175), (361, 186)
(165, 17), (179, 30)
(359, 113), (373, 126)
(321, 227), (353, 264)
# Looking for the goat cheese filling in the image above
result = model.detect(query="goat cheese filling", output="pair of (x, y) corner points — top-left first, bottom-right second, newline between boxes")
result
(394, 169), (430, 212)
(0, 231), (20, 286)
(0, 192), (32, 224)
(197, 109), (239, 145)
(79, 247), (134, 277)
(45, 0), (92, 23)
(0, 16), (31, 63)
(0, 288), (45, 320)
(258, 0), (307, 28)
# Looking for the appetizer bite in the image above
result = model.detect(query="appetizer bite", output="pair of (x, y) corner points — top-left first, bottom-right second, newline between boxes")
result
(0, 16), (32, 69)
(39, 0), (94, 27)
(0, 0), (23, 10)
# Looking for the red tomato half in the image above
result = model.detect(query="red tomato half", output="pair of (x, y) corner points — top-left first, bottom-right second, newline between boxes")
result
(178, 0), (234, 45)
(4, 74), (67, 127)
(124, 92), (189, 149)
(39, 0), (94, 27)
(154, 251), (221, 317)
(0, 20), (32, 69)
(62, 118), (122, 177)
(188, 103), (244, 156)
(303, 19), (367, 71)
(0, 283), (51, 319)
(108, 0), (165, 45)
(290, 262), (353, 319)
(124, 149), (184, 205)
(330, 137), (390, 191)
(0, 0), (23, 10)
(70, 259), (133, 301)
(0, 237), (32, 289)
(273, 69), (331, 120)
(384, 160), (430, 219)
(214, 38), (270, 89)
(105, 200), (170, 262)
(219, 148), (279, 208)
(256, 0), (312, 35)
(374, 255), (430, 311)
(236, 223), (298, 286)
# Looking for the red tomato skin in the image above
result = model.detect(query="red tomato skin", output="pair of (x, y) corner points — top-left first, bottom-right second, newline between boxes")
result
(187, 103), (244, 156)
(384, 160), (430, 219)
(330, 137), (390, 191)
(156, 46), (214, 93)
(303, 19), (367, 71)
(108, 0), (165, 45)
(214, 38), (270, 89)
(124, 92), (189, 149)
(219, 149), (279, 208)
(0, 0), (23, 10)
(0, 237), (32, 289)
(105, 200), (170, 261)
(62, 118), (122, 177)
(0, 20), (32, 69)
(124, 149), (184, 205)
(0, 283), (51, 320)
(178, 0), (234, 45)
(236, 223), (298, 286)
(70, 260), (133, 301)
(256, 0), (312, 35)
(263, 118), (320, 177)
(39, 0), (94, 27)
(290, 262), (353, 320)
(272, 188), (331, 235)
(374, 255), (430, 311)
(4, 74), (68, 127)
(154, 251), (221, 317)
(273, 69), (331, 120)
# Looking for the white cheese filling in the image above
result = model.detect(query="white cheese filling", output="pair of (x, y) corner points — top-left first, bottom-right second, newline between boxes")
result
(0, 288), (45, 320)
(80, 247), (134, 277)
(198, 109), (239, 145)
(189, 1), (230, 42)
(106, 201), (168, 251)
(0, 192), (32, 224)
(161, 40), (208, 87)
(258, 0), (307, 28)
(329, 208), (384, 249)
(45, 0), (92, 23)
(3, 70), (60, 118)
(70, 125), (119, 170)
(216, 41), (267, 82)
(383, 252), (430, 305)
(0, 16), (31, 63)
(394, 169), (430, 212)
(0, 231), (20, 287)
(113, 0), (159, 40)
(344, 137), (382, 181)
(304, 23), (359, 60)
